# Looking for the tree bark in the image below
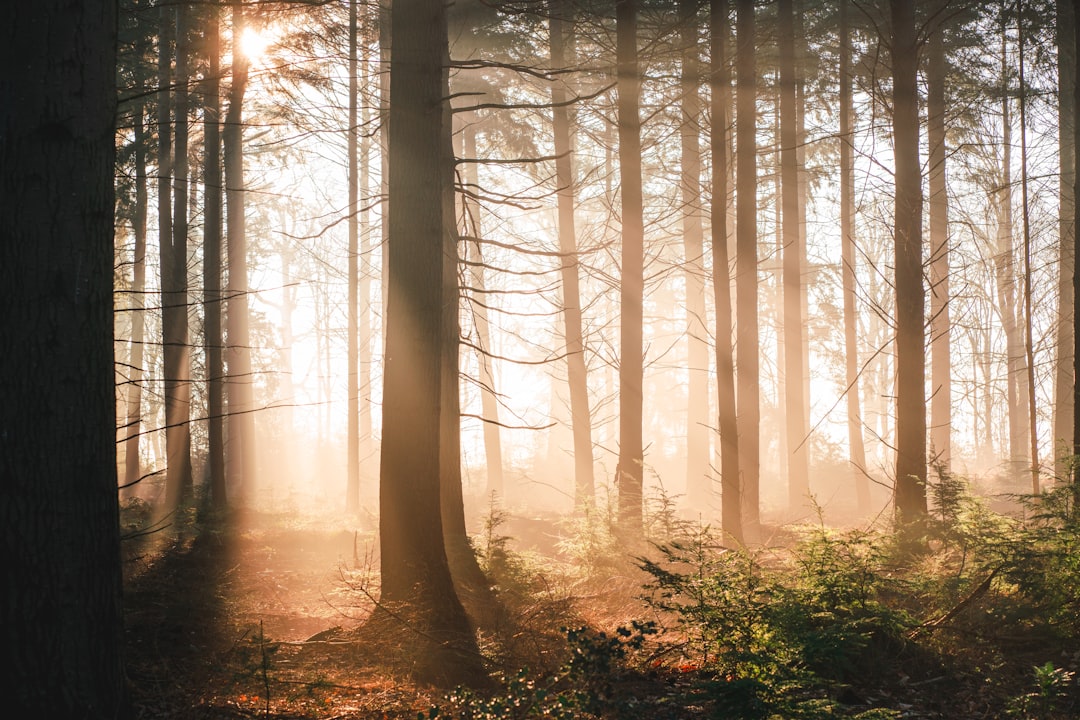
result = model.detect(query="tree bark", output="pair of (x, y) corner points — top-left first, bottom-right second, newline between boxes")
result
(204, 0), (227, 507)
(616, 0), (645, 534)
(839, 0), (870, 513)
(348, 0), (361, 512)
(124, 73), (149, 498)
(928, 12), (952, 474)
(378, 0), (482, 685)
(1056, 0), (1075, 478)
(891, 0), (928, 529)
(710, 0), (742, 544)
(550, 0), (596, 508)
(0, 1), (129, 714)
(779, 0), (808, 513)
(736, 0), (760, 535)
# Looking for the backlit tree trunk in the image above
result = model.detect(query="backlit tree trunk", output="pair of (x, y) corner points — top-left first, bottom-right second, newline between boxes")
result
(1056, 0), (1075, 477)
(0, 1), (129, 714)
(891, 0), (928, 529)
(348, 0), (361, 512)
(616, 0), (645, 534)
(710, 0), (742, 544)
(124, 79), (149, 498)
(378, 0), (482, 685)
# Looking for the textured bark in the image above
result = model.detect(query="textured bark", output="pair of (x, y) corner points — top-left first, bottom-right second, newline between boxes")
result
(550, 0), (595, 507)
(124, 81), (149, 497)
(616, 0), (645, 534)
(679, 0), (711, 512)
(736, 0), (760, 534)
(204, 0), (227, 507)
(839, 0), (870, 513)
(225, 2), (257, 497)
(1056, 0), (1076, 477)
(379, 0), (482, 685)
(891, 0), (928, 528)
(0, 2), (129, 715)
(779, 0), (808, 512)
(164, 2), (193, 511)
(710, 0), (742, 544)
(348, 0), (361, 512)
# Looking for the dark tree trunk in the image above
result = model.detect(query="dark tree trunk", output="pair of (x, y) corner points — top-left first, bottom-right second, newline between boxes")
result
(550, 0), (595, 508)
(0, 2), (129, 715)
(839, 0), (870, 513)
(378, 0), (482, 685)
(203, 0), (226, 507)
(710, 0), (742, 544)
(1056, 0), (1075, 478)
(224, 2), (257, 497)
(928, 13), (951, 474)
(736, 0), (759, 535)
(348, 0), (361, 513)
(164, 3), (193, 511)
(891, 0), (928, 529)
(124, 84), (149, 498)
(778, 0), (808, 513)
(616, 0), (645, 534)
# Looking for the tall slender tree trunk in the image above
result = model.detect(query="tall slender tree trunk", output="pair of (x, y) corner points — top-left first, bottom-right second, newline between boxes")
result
(347, 0), (361, 512)
(203, 0), (226, 507)
(1072, 0), (1080, 507)
(736, 0), (759, 535)
(550, 0), (595, 507)
(678, 0), (711, 513)
(461, 125), (506, 498)
(891, 0), (928, 529)
(1018, 0), (1039, 494)
(928, 14), (952, 474)
(1056, 0), (1075, 478)
(0, 0), (129, 713)
(378, 0), (481, 685)
(124, 89), (149, 498)
(779, 0), (808, 513)
(616, 0), (645, 534)
(225, 2), (256, 498)
(359, 19), (374, 488)
(839, 0), (870, 513)
(710, 0), (742, 544)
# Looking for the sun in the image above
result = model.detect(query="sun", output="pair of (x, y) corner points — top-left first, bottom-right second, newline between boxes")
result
(239, 26), (275, 63)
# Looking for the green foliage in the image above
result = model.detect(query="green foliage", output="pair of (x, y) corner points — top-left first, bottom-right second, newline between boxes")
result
(1007, 662), (1077, 719)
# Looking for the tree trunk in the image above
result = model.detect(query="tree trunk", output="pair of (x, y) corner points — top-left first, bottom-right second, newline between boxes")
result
(891, 0), (928, 529)
(124, 82), (149, 498)
(461, 125), (506, 499)
(778, 0), (808, 513)
(348, 0), (361, 512)
(550, 0), (596, 508)
(678, 0), (711, 513)
(225, 2), (257, 498)
(1056, 0), (1075, 478)
(736, 0), (759, 535)
(839, 0), (870, 513)
(0, 2), (129, 714)
(203, 0), (227, 507)
(1017, 0), (1039, 494)
(710, 0), (742, 544)
(378, 0), (482, 685)
(928, 13), (951, 474)
(616, 0), (645, 534)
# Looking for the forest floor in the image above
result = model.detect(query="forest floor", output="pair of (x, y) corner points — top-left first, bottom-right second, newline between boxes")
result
(120, 500), (1080, 719)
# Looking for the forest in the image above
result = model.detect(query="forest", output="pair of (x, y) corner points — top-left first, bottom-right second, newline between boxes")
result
(3, 0), (1080, 717)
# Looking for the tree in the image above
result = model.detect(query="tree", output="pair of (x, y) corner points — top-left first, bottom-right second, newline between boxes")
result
(839, 0), (870, 514)
(348, 0), (361, 513)
(927, 6), (952, 472)
(378, 0), (483, 685)
(679, 0), (711, 513)
(891, 0), (928, 529)
(710, 0), (743, 544)
(616, 0), (646, 534)
(0, 1), (130, 715)
(1055, 0), (1075, 477)
(778, 0), (809, 512)
(736, 0), (759, 535)
(203, 0), (227, 506)
(550, 0), (596, 507)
